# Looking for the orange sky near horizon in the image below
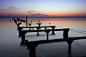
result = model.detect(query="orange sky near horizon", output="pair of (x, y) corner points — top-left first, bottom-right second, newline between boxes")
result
(0, 10), (86, 17)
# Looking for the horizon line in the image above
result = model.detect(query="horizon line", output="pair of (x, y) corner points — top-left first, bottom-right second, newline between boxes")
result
(0, 16), (86, 18)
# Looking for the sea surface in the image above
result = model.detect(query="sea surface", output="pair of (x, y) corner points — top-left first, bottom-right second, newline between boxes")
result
(0, 18), (86, 57)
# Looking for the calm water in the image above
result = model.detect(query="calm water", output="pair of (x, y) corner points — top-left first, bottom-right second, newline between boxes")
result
(0, 18), (86, 57)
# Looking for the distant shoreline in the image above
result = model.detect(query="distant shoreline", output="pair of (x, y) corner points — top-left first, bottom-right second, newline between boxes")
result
(0, 17), (86, 18)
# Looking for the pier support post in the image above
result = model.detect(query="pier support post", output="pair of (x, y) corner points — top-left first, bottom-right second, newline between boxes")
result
(45, 29), (50, 40)
(63, 28), (70, 39)
(29, 47), (36, 57)
(66, 39), (74, 57)
(26, 41), (39, 57)
(45, 27), (46, 30)
(18, 27), (23, 37)
(21, 32), (27, 42)
(17, 23), (21, 30)
(51, 26), (55, 35)
(36, 27), (40, 36)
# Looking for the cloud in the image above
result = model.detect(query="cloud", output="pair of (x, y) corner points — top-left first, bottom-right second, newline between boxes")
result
(28, 10), (49, 16)
(36, 14), (43, 15)
(0, 6), (18, 11)
(43, 15), (49, 16)
(31, 10), (36, 12)
(35, 14), (48, 16)
(0, 5), (4, 7)
(28, 10), (36, 13)
(8, 6), (18, 10)
(0, 9), (6, 11)
(28, 11), (31, 13)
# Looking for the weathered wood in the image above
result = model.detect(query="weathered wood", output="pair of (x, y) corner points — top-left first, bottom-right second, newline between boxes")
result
(25, 36), (86, 57)
(26, 36), (86, 44)
(22, 28), (68, 32)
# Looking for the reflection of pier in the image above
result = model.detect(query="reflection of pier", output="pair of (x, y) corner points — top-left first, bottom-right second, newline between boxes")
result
(11, 16), (86, 57)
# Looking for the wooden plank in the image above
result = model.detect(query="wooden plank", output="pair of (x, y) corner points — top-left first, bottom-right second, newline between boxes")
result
(27, 36), (86, 44)
(19, 26), (55, 28)
(22, 29), (65, 32)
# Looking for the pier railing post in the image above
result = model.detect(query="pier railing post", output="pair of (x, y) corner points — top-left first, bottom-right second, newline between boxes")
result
(45, 29), (50, 40)
(36, 27), (40, 36)
(63, 28), (70, 39)
(51, 26), (55, 35)
(45, 27), (46, 30)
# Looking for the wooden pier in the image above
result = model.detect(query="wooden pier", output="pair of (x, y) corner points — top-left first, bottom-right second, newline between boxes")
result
(18, 26), (56, 37)
(20, 28), (86, 57)
(12, 17), (86, 57)
(25, 36), (86, 57)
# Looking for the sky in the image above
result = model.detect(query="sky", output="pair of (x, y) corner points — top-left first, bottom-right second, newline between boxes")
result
(0, 0), (86, 18)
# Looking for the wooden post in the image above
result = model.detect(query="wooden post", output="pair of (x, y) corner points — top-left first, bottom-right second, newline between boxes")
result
(29, 48), (36, 57)
(63, 28), (69, 39)
(45, 27), (46, 30)
(21, 32), (26, 42)
(68, 43), (72, 56)
(18, 27), (23, 37)
(45, 29), (50, 40)
(66, 39), (74, 57)
(51, 26), (55, 35)
(29, 23), (31, 30)
(26, 42), (39, 57)
(36, 27), (39, 36)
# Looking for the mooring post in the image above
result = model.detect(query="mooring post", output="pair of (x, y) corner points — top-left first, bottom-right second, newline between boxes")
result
(63, 28), (70, 39)
(45, 29), (50, 40)
(36, 27), (40, 36)
(66, 39), (74, 57)
(51, 26), (55, 35)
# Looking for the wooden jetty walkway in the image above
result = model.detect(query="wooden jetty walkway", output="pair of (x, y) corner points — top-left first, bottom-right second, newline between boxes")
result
(11, 16), (86, 57)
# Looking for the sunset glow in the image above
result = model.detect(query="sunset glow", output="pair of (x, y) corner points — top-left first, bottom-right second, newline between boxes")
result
(0, 0), (86, 18)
